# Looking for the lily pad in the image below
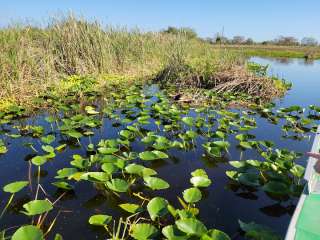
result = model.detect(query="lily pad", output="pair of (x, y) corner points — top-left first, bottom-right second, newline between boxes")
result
(262, 181), (289, 195)
(130, 223), (158, 240)
(183, 187), (202, 203)
(22, 199), (53, 216)
(119, 203), (143, 213)
(3, 181), (28, 193)
(190, 176), (212, 188)
(106, 178), (129, 192)
(162, 225), (188, 240)
(176, 218), (207, 237)
(143, 176), (170, 190)
(12, 225), (44, 240)
(201, 229), (231, 240)
(139, 150), (168, 161)
(147, 197), (168, 221)
(88, 214), (112, 226)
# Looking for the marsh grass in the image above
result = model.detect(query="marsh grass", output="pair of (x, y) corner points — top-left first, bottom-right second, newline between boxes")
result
(215, 44), (320, 59)
(0, 15), (287, 109)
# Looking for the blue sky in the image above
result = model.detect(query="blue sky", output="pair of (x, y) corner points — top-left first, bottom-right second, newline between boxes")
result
(0, 0), (319, 41)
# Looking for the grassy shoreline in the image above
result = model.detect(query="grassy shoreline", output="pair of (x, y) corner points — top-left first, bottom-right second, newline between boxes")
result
(213, 44), (320, 59)
(0, 16), (289, 111)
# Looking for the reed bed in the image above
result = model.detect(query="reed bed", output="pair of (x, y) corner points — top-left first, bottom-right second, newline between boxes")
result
(0, 15), (286, 108)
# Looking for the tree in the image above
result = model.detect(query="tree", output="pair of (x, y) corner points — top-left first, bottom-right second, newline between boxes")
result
(301, 37), (318, 46)
(274, 36), (299, 46)
(245, 38), (254, 45)
(231, 36), (245, 44)
(162, 26), (197, 39)
(212, 33), (229, 44)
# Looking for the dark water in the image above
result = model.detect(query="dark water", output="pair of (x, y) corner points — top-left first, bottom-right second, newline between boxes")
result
(1, 57), (320, 239)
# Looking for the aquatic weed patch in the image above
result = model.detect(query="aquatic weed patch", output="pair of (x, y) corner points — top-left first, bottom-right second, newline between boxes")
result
(0, 84), (320, 239)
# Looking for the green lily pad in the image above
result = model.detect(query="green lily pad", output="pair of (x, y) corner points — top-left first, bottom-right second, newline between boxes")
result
(201, 229), (231, 240)
(176, 218), (207, 237)
(238, 173), (260, 187)
(190, 176), (212, 188)
(106, 178), (129, 192)
(147, 197), (168, 221)
(143, 176), (170, 190)
(22, 199), (53, 216)
(119, 203), (143, 213)
(130, 223), (158, 240)
(262, 181), (289, 195)
(41, 135), (55, 144)
(52, 181), (73, 190)
(31, 156), (47, 166)
(183, 187), (202, 203)
(139, 150), (168, 161)
(239, 220), (281, 240)
(88, 214), (112, 226)
(3, 181), (28, 193)
(12, 225), (44, 240)
(162, 225), (188, 240)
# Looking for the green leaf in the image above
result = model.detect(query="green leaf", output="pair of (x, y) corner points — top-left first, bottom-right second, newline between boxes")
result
(162, 225), (188, 240)
(55, 144), (67, 151)
(106, 178), (129, 192)
(201, 229), (231, 240)
(238, 173), (260, 187)
(183, 187), (202, 203)
(42, 145), (55, 153)
(225, 171), (238, 180)
(213, 141), (230, 149)
(119, 203), (143, 213)
(65, 130), (83, 139)
(239, 220), (281, 240)
(239, 141), (252, 149)
(139, 150), (168, 161)
(191, 169), (208, 177)
(41, 135), (55, 144)
(125, 163), (144, 175)
(101, 163), (118, 175)
(182, 117), (194, 127)
(22, 199), (53, 216)
(130, 223), (158, 240)
(143, 176), (170, 190)
(229, 161), (247, 169)
(52, 181), (73, 190)
(85, 106), (99, 115)
(147, 197), (168, 221)
(175, 218), (207, 237)
(81, 172), (109, 182)
(54, 233), (63, 240)
(0, 145), (7, 154)
(3, 181), (28, 193)
(98, 147), (118, 154)
(55, 168), (78, 179)
(88, 214), (112, 226)
(262, 181), (289, 195)
(12, 225), (44, 240)
(290, 165), (305, 178)
(31, 155), (47, 166)
(190, 176), (212, 188)
(125, 163), (157, 177)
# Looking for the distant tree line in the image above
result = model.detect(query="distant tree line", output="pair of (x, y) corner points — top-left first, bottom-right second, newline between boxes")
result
(160, 27), (318, 46)
(209, 34), (319, 46)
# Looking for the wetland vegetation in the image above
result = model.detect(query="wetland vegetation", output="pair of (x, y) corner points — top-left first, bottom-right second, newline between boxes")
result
(1, 16), (320, 240)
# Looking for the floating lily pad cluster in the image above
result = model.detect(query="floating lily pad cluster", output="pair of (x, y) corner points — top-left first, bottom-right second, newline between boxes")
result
(0, 83), (319, 239)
